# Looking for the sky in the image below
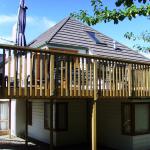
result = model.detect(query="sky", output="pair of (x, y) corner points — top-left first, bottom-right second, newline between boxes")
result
(0, 0), (149, 50)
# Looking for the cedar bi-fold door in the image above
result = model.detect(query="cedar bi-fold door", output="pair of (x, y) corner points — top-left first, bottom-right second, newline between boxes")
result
(0, 102), (9, 135)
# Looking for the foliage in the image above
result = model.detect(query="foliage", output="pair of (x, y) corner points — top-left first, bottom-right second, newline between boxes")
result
(124, 31), (150, 51)
(71, 0), (150, 25)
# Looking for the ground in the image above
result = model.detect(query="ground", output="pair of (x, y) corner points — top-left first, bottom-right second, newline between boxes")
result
(0, 135), (115, 150)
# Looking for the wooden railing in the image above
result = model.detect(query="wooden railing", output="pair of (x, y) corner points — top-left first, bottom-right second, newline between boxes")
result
(0, 44), (150, 99)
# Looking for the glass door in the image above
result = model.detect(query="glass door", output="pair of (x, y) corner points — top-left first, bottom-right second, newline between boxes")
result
(0, 102), (9, 135)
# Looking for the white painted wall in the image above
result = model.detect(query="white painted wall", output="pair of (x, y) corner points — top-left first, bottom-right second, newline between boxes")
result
(28, 100), (52, 144)
(11, 99), (26, 137)
(11, 99), (16, 136)
(28, 100), (87, 146)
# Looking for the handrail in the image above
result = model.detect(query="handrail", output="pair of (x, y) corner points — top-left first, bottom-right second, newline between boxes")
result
(0, 43), (149, 65)
(0, 43), (150, 99)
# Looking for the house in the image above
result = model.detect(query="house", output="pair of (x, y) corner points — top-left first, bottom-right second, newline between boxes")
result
(0, 17), (150, 150)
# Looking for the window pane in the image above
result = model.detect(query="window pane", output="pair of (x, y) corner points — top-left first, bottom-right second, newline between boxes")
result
(135, 104), (149, 133)
(86, 31), (101, 44)
(56, 103), (68, 130)
(0, 102), (9, 130)
(44, 103), (50, 129)
(44, 103), (68, 131)
(123, 104), (131, 134)
(28, 102), (32, 125)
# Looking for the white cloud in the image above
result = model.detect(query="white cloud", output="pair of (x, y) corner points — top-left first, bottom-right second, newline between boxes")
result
(0, 14), (56, 44)
(0, 14), (56, 27)
(0, 15), (17, 24)
(26, 16), (56, 28)
(42, 17), (56, 28)
(11, 23), (17, 42)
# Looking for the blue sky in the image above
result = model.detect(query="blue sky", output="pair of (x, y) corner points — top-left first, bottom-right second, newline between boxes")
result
(0, 0), (149, 49)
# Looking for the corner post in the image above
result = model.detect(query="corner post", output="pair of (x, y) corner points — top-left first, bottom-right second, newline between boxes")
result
(25, 98), (28, 148)
(92, 59), (98, 150)
(9, 99), (11, 138)
(49, 100), (54, 150)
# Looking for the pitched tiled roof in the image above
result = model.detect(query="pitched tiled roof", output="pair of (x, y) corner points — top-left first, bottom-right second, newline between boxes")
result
(29, 17), (149, 63)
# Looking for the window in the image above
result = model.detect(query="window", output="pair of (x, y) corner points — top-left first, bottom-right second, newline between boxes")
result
(0, 102), (9, 134)
(44, 102), (68, 131)
(121, 102), (150, 135)
(86, 31), (101, 44)
(28, 102), (32, 125)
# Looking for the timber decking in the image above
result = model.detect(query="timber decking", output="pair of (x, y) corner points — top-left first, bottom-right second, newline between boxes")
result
(0, 44), (150, 100)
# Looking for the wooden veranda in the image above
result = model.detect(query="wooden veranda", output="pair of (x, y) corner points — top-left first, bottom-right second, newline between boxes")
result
(0, 44), (150, 150)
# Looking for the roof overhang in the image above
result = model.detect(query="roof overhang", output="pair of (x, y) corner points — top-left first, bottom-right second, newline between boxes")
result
(46, 42), (89, 52)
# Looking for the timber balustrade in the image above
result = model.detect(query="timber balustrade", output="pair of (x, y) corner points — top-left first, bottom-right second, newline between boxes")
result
(0, 44), (150, 99)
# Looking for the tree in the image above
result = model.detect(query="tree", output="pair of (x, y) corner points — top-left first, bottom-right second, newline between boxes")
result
(71, 0), (150, 25)
(124, 30), (150, 51)
(71, 0), (150, 52)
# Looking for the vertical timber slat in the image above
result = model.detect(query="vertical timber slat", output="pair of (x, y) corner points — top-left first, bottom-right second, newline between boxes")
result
(30, 52), (32, 96)
(70, 60), (72, 96)
(14, 51), (17, 96)
(65, 61), (68, 96)
(78, 58), (81, 96)
(19, 52), (22, 96)
(61, 61), (63, 96)
(35, 53), (37, 96)
(45, 54), (48, 96)
(92, 59), (98, 150)
(40, 53), (43, 96)
(24, 52), (27, 96)
(50, 55), (54, 96)
(82, 58), (84, 96)
(8, 49), (11, 96)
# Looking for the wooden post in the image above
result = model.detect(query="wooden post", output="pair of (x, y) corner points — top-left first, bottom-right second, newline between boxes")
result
(74, 59), (76, 96)
(128, 64), (132, 97)
(19, 52), (22, 96)
(8, 49), (11, 96)
(65, 61), (68, 96)
(90, 62), (92, 96)
(70, 60), (72, 96)
(25, 99), (28, 148)
(78, 58), (81, 96)
(14, 51), (17, 96)
(82, 58), (84, 96)
(30, 52), (32, 96)
(50, 55), (54, 96)
(92, 60), (98, 150)
(49, 100), (54, 150)
(2, 49), (5, 97)
(9, 99), (11, 138)
(86, 59), (89, 96)
(24, 52), (27, 96)
(45, 54), (48, 96)
(35, 53), (37, 96)
(40, 53), (43, 96)
(61, 61), (63, 96)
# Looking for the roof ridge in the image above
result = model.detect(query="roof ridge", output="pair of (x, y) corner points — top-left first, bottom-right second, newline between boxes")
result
(47, 17), (71, 43)
(70, 18), (149, 60)
(28, 17), (70, 47)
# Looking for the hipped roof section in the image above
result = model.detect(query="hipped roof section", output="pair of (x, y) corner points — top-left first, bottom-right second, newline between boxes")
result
(29, 17), (149, 63)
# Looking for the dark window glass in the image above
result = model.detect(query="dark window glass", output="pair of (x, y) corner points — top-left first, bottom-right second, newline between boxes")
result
(122, 103), (150, 135)
(44, 102), (68, 131)
(86, 31), (101, 44)
(28, 102), (32, 125)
